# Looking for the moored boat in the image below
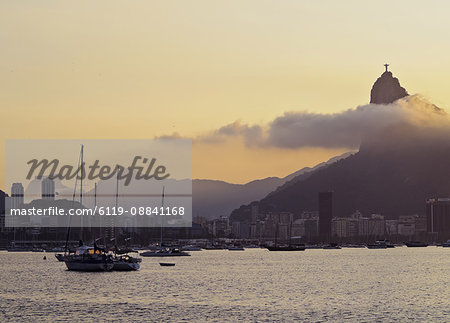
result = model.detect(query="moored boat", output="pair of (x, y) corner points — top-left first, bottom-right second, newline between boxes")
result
(367, 240), (394, 249)
(64, 245), (114, 272)
(404, 241), (428, 247)
(181, 245), (202, 251)
(265, 245), (305, 251)
(323, 243), (341, 250)
(113, 254), (141, 271)
(140, 248), (190, 257)
(227, 245), (245, 251)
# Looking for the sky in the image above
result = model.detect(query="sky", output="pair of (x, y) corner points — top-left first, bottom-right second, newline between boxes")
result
(1, 0), (450, 188)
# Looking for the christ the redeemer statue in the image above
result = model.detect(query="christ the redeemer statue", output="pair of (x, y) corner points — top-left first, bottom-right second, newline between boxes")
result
(384, 64), (389, 72)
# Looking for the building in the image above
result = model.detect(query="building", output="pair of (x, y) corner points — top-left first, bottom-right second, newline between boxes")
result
(368, 214), (385, 238)
(251, 204), (259, 222)
(385, 220), (398, 237)
(10, 183), (24, 209)
(231, 221), (250, 239)
(332, 218), (348, 238)
(41, 177), (55, 200)
(426, 198), (450, 240)
(319, 191), (333, 243)
(304, 219), (319, 240)
(211, 216), (230, 237)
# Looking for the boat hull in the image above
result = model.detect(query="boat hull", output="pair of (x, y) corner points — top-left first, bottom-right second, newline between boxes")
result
(405, 242), (428, 247)
(140, 252), (190, 257)
(113, 261), (140, 271)
(65, 260), (114, 272)
(266, 246), (305, 251)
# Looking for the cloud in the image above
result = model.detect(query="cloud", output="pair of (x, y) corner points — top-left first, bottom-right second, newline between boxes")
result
(197, 122), (264, 147)
(163, 95), (450, 149)
(266, 95), (445, 149)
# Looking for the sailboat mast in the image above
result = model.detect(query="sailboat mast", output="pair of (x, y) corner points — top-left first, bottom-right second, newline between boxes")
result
(115, 170), (119, 209)
(160, 186), (165, 246)
(80, 145), (84, 206)
(64, 144), (83, 254)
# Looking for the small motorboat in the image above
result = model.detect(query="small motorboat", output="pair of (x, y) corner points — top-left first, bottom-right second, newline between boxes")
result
(442, 240), (450, 247)
(159, 262), (175, 267)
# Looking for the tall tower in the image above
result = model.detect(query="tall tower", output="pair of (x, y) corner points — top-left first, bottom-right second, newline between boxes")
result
(426, 197), (450, 241)
(319, 191), (333, 243)
(41, 177), (55, 200)
(11, 183), (24, 208)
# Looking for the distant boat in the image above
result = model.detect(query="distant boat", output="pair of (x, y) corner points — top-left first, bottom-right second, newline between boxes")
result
(181, 245), (202, 251)
(227, 245), (245, 251)
(323, 243), (341, 250)
(367, 240), (394, 249)
(265, 221), (305, 251)
(266, 245), (305, 251)
(7, 247), (38, 252)
(140, 248), (190, 257)
(204, 244), (225, 250)
(159, 262), (175, 267)
(404, 241), (428, 248)
(442, 240), (450, 247)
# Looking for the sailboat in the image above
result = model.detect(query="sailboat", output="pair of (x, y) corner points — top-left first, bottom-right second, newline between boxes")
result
(109, 175), (142, 270)
(61, 145), (114, 271)
(140, 187), (190, 257)
(265, 222), (306, 251)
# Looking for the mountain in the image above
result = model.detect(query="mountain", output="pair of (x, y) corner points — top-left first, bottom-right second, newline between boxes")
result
(192, 152), (353, 219)
(230, 70), (450, 223)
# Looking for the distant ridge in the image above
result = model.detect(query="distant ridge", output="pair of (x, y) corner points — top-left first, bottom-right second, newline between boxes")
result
(230, 121), (450, 222)
(230, 69), (450, 223)
(192, 152), (353, 219)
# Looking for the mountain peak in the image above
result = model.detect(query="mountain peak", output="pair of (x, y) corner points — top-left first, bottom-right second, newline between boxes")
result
(370, 66), (408, 104)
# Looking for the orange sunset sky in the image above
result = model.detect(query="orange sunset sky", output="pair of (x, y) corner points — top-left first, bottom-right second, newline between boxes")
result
(1, 1), (450, 188)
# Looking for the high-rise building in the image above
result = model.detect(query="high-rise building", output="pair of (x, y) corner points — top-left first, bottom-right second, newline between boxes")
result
(427, 198), (450, 240)
(10, 183), (24, 209)
(41, 177), (55, 200)
(319, 191), (333, 242)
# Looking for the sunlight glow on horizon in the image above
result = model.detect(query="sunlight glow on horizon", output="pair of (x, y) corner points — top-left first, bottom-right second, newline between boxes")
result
(1, 0), (450, 187)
